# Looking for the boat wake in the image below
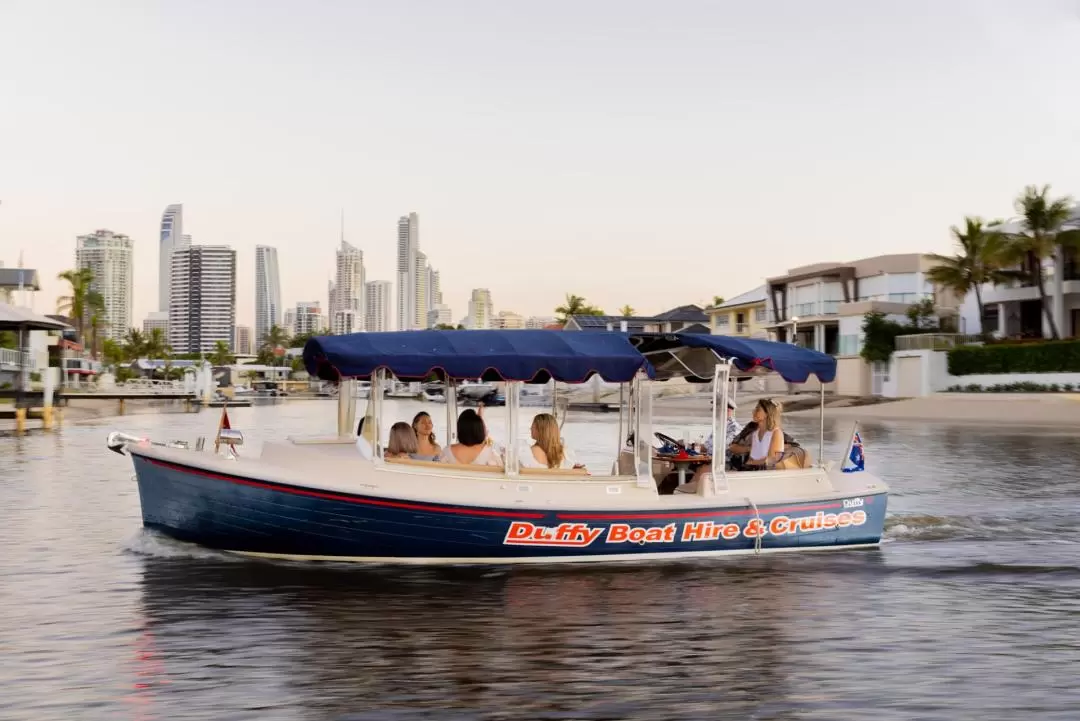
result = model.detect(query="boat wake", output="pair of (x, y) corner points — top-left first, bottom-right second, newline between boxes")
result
(122, 528), (242, 562)
(884, 513), (1054, 543)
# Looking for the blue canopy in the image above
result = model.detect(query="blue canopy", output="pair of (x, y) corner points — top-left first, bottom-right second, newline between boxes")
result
(631, 333), (837, 383)
(303, 330), (654, 383)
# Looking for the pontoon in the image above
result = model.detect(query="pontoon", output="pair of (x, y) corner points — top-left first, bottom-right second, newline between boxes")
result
(105, 330), (887, 565)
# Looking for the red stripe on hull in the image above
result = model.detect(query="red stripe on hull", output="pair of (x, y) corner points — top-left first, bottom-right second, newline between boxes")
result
(140, 456), (546, 519)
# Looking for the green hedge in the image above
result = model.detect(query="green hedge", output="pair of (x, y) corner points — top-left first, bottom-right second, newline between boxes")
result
(947, 340), (1080, 375)
(945, 382), (1076, 393)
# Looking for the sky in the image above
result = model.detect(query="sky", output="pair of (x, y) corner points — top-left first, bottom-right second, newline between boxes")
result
(2, 0), (1080, 328)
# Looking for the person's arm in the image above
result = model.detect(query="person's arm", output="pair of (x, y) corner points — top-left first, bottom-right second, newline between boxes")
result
(767, 427), (785, 465)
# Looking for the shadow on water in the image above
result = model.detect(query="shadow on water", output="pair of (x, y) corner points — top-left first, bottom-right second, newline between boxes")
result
(134, 557), (842, 720)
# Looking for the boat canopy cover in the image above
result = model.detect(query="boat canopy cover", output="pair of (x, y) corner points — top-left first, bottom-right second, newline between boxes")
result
(631, 333), (837, 383)
(303, 330), (655, 383)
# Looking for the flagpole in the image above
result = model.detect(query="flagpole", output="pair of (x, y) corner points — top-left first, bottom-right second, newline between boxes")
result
(841, 420), (859, 469)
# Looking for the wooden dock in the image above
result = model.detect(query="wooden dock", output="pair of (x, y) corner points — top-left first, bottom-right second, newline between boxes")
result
(1, 388), (203, 433)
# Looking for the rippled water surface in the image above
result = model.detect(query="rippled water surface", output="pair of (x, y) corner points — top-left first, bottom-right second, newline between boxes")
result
(2, 399), (1079, 720)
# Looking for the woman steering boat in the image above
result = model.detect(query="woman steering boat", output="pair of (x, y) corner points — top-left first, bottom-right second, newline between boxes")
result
(104, 329), (887, 565)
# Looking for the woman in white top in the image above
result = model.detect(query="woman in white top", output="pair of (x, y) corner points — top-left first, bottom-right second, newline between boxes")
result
(519, 413), (585, 470)
(439, 409), (503, 466)
(731, 398), (784, 469)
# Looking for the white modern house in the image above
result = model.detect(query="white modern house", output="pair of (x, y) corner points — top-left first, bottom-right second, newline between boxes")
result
(764, 254), (960, 396)
(957, 206), (1080, 339)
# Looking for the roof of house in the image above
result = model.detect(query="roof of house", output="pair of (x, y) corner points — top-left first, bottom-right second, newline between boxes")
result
(567, 315), (658, 332)
(710, 285), (767, 310)
(0, 268), (41, 291)
(653, 304), (708, 322)
(567, 305), (708, 331)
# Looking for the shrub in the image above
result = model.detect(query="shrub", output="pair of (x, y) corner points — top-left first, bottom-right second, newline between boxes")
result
(947, 340), (1080, 375)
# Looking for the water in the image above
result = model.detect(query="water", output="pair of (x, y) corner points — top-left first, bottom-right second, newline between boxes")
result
(2, 400), (1079, 720)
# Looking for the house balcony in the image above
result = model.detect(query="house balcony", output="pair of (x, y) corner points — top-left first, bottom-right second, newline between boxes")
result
(765, 301), (841, 327)
(982, 279), (1080, 305)
(0, 348), (31, 372)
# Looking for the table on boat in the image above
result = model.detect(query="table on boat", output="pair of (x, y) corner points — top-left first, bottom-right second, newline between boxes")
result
(654, 454), (712, 486)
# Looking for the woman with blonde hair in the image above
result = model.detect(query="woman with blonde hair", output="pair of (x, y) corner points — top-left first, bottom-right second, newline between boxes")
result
(521, 413), (584, 470)
(729, 398), (785, 469)
(386, 421), (419, 459)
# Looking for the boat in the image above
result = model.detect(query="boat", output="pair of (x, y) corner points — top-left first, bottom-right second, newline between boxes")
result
(208, 393), (253, 408)
(105, 330), (888, 565)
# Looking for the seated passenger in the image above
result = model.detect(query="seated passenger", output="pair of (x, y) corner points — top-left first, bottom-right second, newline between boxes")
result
(734, 399), (785, 469)
(386, 422), (419, 459)
(355, 417), (373, 460)
(728, 402), (800, 471)
(411, 411), (442, 461)
(440, 409), (503, 466)
(520, 413), (585, 470)
(705, 398), (743, 461)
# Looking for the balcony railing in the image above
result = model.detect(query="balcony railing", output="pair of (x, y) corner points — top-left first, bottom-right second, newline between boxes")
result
(894, 333), (982, 351)
(0, 348), (30, 368)
(735, 323), (748, 334)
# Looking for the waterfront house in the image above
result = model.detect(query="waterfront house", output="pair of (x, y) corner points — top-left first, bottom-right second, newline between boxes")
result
(957, 207), (1080, 339)
(706, 286), (768, 338)
(763, 254), (960, 395)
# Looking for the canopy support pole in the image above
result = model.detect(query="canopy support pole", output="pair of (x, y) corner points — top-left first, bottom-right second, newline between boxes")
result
(505, 381), (521, 477)
(445, 379), (457, 447)
(371, 369), (386, 462)
(632, 372), (654, 488)
(710, 361), (730, 495)
(818, 383), (825, 468)
(617, 383), (625, 464)
(337, 378), (357, 437)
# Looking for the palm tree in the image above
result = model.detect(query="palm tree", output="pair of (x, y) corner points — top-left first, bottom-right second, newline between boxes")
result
(144, 328), (170, 361)
(208, 340), (234, 366)
(85, 291), (106, 359)
(1000, 185), (1080, 339)
(123, 329), (147, 361)
(555, 294), (604, 324)
(56, 267), (95, 343)
(260, 324), (291, 352)
(619, 305), (635, 317)
(712, 296), (725, 307)
(925, 217), (1011, 337)
(102, 338), (126, 368)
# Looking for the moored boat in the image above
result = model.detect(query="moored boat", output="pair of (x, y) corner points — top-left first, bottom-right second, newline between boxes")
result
(106, 330), (888, 565)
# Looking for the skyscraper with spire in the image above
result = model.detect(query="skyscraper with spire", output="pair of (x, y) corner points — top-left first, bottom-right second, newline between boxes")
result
(329, 212), (365, 334)
(158, 204), (187, 311)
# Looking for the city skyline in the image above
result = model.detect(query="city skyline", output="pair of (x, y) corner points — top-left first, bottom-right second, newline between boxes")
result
(4, 2), (1080, 328)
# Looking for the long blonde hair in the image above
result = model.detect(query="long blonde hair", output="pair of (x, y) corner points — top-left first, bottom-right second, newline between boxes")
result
(756, 398), (782, 431)
(387, 422), (419, 456)
(531, 413), (565, 469)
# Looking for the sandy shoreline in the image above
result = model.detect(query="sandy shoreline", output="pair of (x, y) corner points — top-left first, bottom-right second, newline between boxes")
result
(783, 393), (1080, 427)
(6, 393), (1080, 432)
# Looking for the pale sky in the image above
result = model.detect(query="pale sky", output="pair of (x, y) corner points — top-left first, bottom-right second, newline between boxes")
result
(2, 0), (1080, 328)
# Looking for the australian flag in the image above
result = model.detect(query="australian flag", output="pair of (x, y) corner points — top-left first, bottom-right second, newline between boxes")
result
(842, 428), (865, 473)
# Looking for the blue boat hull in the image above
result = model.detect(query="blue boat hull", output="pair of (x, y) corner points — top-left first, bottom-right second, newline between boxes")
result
(132, 453), (887, 564)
